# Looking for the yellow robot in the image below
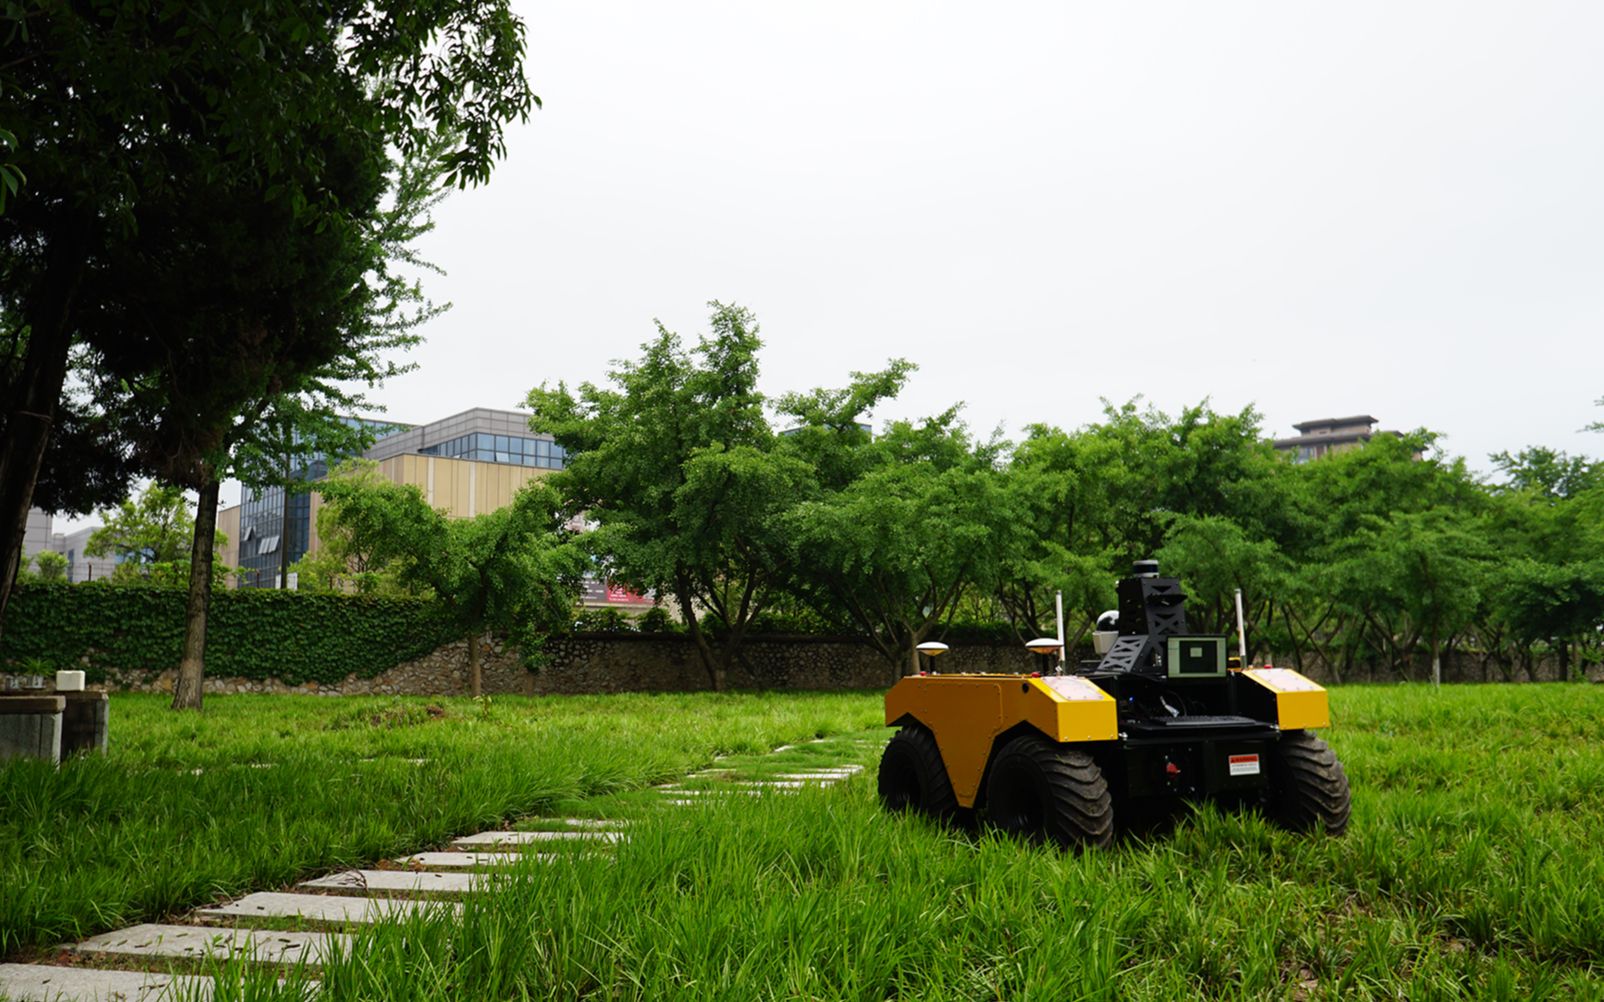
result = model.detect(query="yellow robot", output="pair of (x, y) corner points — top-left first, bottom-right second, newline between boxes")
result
(879, 560), (1350, 847)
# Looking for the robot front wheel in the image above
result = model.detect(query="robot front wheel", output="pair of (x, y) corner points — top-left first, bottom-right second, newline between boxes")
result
(984, 733), (1115, 849)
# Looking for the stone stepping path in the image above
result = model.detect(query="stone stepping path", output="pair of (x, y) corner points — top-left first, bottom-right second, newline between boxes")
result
(0, 963), (211, 1001)
(299, 869), (485, 897)
(71, 923), (347, 967)
(6, 732), (876, 1000)
(392, 850), (533, 870)
(451, 829), (620, 848)
(196, 892), (459, 927)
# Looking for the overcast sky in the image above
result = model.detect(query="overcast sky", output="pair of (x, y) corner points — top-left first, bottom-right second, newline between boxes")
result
(70, 2), (1604, 527)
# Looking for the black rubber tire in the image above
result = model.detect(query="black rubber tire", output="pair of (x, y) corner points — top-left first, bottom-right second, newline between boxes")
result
(984, 733), (1113, 849)
(1269, 731), (1351, 835)
(878, 726), (961, 819)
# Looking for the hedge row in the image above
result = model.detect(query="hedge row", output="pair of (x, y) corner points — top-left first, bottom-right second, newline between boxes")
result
(0, 584), (460, 685)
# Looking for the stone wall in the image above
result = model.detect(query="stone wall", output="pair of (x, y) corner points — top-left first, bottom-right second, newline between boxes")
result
(78, 634), (1604, 697)
(94, 634), (1043, 697)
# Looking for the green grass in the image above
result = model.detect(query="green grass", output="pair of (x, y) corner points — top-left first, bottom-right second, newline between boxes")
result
(0, 691), (883, 953)
(7, 684), (1604, 999)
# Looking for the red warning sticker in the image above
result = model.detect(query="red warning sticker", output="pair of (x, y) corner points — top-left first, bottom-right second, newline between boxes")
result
(1228, 753), (1261, 777)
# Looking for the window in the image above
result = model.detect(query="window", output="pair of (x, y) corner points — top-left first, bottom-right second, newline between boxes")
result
(258, 535), (280, 555)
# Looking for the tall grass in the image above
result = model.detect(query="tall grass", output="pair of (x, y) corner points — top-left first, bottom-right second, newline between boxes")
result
(8, 684), (1604, 998)
(0, 691), (883, 953)
(276, 684), (1604, 1000)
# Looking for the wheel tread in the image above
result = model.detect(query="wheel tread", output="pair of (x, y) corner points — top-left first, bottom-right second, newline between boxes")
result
(986, 734), (1113, 848)
(1271, 731), (1351, 835)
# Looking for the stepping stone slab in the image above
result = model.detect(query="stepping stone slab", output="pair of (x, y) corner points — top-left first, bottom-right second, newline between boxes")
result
(300, 869), (484, 897)
(452, 830), (620, 849)
(392, 851), (534, 870)
(196, 892), (459, 927)
(0, 963), (212, 1001)
(655, 787), (760, 796)
(70, 923), (346, 967)
(779, 767), (863, 777)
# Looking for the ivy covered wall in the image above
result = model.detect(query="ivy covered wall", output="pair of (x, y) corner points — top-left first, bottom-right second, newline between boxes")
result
(0, 585), (460, 685)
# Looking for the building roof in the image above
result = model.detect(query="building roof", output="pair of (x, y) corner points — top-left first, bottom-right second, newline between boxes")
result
(364, 407), (552, 462)
(1272, 429), (1375, 449)
(1291, 415), (1378, 433)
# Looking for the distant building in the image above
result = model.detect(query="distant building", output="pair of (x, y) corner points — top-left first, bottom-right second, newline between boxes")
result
(1273, 415), (1386, 463)
(47, 523), (119, 583)
(227, 407), (646, 607)
(23, 509), (51, 561)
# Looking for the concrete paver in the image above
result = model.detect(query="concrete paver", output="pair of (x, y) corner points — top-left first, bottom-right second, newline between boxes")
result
(391, 851), (535, 870)
(70, 923), (346, 967)
(0, 963), (210, 1002)
(451, 829), (620, 849)
(195, 891), (459, 927)
(299, 869), (484, 896)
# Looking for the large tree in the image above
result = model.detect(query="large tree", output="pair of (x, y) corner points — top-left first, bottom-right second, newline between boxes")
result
(84, 484), (223, 586)
(314, 478), (583, 695)
(527, 303), (807, 691)
(0, 0), (534, 638)
(781, 409), (1026, 680)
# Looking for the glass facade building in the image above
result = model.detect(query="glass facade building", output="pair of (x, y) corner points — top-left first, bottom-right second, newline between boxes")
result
(235, 410), (566, 588)
(418, 433), (568, 469)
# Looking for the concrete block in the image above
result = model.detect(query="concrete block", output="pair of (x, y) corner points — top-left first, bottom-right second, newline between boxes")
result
(298, 869), (484, 896)
(0, 696), (63, 764)
(391, 851), (535, 870)
(451, 829), (621, 849)
(54, 670), (85, 692)
(0, 962), (211, 1001)
(61, 691), (108, 756)
(196, 892), (459, 927)
(70, 923), (347, 967)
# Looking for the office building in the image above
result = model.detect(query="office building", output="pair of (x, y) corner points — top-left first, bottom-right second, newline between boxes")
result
(1272, 415), (1388, 463)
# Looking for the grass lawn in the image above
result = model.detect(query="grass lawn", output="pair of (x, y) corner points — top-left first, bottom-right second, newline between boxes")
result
(0, 690), (883, 955)
(5, 684), (1604, 999)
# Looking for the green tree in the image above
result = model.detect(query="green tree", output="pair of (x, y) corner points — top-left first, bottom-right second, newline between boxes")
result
(1156, 513), (1288, 658)
(291, 461), (421, 597)
(527, 303), (805, 691)
(0, 0), (533, 641)
(314, 478), (582, 695)
(85, 485), (225, 585)
(782, 411), (1026, 680)
(1325, 510), (1490, 686)
(1485, 559), (1604, 682)
(24, 551), (66, 583)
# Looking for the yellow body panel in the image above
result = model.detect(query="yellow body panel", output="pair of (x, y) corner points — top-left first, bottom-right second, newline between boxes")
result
(1240, 667), (1330, 730)
(885, 674), (1117, 808)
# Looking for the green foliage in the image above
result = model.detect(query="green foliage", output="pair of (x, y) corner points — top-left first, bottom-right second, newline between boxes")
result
(0, 584), (458, 684)
(23, 550), (66, 583)
(571, 608), (637, 633)
(527, 302), (810, 688)
(313, 476), (584, 660)
(0, 690), (883, 952)
(635, 606), (683, 634)
(24, 686), (1599, 999)
(85, 484), (200, 567)
(292, 460), (424, 597)
(0, 0), (534, 632)
(79, 482), (230, 587)
(782, 411), (1026, 677)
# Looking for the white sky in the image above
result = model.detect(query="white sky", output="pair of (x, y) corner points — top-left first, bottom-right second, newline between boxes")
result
(63, 2), (1604, 529)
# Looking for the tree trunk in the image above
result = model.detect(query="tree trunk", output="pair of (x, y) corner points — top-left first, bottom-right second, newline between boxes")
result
(1430, 623), (1441, 689)
(676, 577), (725, 691)
(468, 633), (483, 697)
(0, 242), (84, 641)
(173, 478), (220, 711)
